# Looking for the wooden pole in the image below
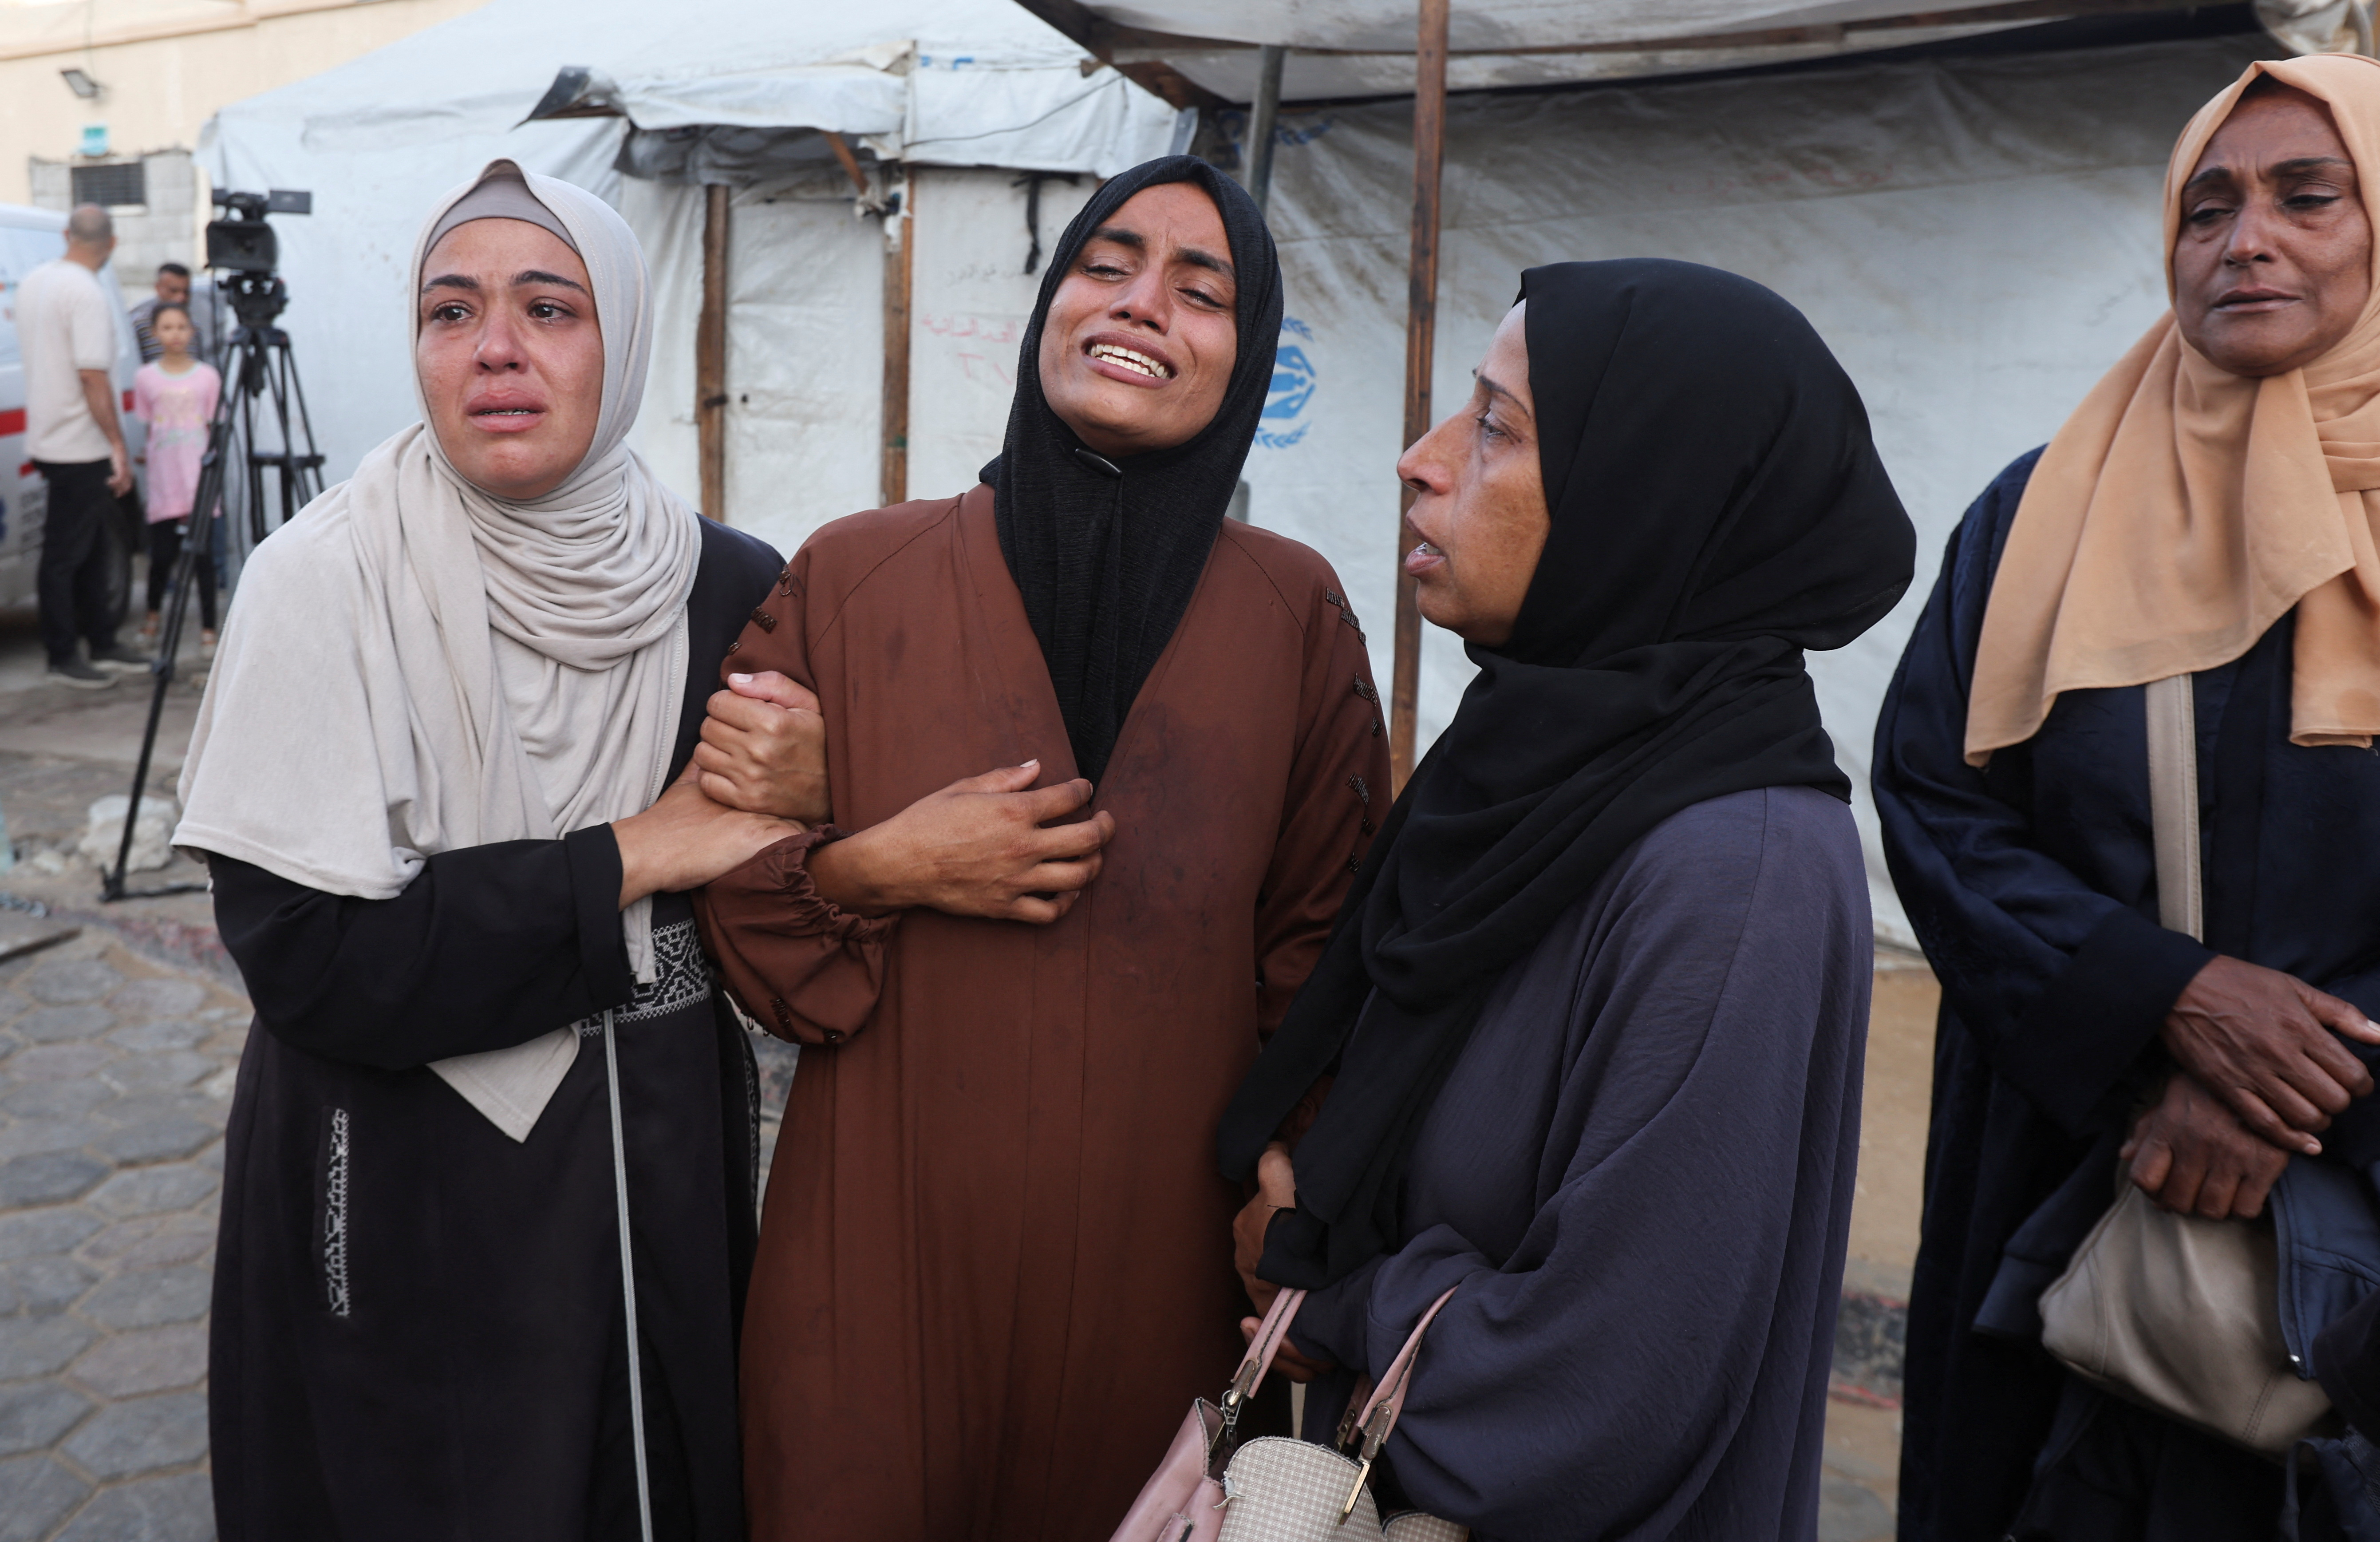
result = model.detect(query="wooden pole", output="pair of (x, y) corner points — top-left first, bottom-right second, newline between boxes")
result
(826, 132), (871, 198)
(880, 174), (915, 508)
(1390, 0), (1448, 792)
(1245, 44), (1287, 218)
(697, 183), (730, 521)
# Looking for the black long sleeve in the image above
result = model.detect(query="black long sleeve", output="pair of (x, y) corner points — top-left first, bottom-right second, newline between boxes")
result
(210, 824), (636, 1070)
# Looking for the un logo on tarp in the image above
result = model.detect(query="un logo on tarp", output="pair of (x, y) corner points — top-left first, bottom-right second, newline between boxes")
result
(1259, 317), (1315, 450)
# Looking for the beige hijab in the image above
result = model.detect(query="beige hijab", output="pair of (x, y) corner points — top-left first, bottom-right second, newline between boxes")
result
(1966, 53), (2380, 765)
(175, 160), (702, 1139)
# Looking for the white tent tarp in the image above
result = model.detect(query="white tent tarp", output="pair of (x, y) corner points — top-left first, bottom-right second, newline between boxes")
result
(617, 29), (2276, 947)
(201, 0), (1178, 491)
(617, 164), (1103, 558)
(1081, 0), (2066, 97)
(209, 9), (2273, 943)
(1093, 0), (2052, 47)
(1220, 31), (2269, 944)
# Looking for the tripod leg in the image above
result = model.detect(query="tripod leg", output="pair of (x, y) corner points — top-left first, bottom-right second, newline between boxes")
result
(106, 527), (197, 900)
(104, 564), (189, 904)
(106, 338), (245, 903)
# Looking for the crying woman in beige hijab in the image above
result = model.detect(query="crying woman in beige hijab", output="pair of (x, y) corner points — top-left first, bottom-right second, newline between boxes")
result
(176, 160), (815, 1540)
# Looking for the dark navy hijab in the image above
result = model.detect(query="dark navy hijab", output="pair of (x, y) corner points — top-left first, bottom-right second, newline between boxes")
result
(1218, 259), (1917, 1287)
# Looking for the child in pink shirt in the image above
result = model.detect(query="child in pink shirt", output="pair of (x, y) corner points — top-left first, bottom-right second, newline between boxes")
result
(130, 304), (222, 650)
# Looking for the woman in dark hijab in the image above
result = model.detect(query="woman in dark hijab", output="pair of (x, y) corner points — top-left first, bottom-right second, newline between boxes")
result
(691, 157), (1393, 1539)
(1220, 258), (1915, 1540)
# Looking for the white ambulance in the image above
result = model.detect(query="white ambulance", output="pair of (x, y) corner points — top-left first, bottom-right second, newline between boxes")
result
(0, 203), (147, 617)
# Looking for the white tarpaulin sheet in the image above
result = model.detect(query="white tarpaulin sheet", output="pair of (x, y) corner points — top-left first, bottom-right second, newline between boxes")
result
(210, 13), (2273, 942)
(1095, 0), (2045, 47)
(622, 164), (1100, 557)
(200, 0), (1176, 491)
(621, 32), (2272, 945)
(1088, 0), (2051, 97)
(530, 3), (1180, 171)
(1216, 32), (2269, 945)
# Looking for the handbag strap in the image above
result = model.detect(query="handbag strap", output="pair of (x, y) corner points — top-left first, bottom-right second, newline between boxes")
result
(1218, 1286), (1307, 1443)
(2145, 673), (2203, 942)
(1331, 1286), (1461, 1520)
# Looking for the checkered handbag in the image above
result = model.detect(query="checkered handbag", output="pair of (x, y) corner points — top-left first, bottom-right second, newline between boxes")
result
(1108, 1286), (1467, 1542)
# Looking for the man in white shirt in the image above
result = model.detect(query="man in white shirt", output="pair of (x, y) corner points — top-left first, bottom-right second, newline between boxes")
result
(20, 204), (142, 688)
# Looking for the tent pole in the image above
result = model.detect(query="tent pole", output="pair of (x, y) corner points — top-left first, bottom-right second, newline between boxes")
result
(698, 183), (730, 522)
(1245, 43), (1287, 217)
(827, 132), (871, 198)
(881, 173), (914, 507)
(1390, 0), (1448, 793)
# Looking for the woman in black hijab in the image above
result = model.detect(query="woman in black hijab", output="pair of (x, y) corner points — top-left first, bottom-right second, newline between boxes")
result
(1220, 259), (1914, 1540)
(690, 157), (1394, 1538)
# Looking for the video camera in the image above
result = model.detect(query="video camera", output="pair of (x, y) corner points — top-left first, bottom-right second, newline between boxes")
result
(205, 188), (311, 331)
(204, 187), (310, 274)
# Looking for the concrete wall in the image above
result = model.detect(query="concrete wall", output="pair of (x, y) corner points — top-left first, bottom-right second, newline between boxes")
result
(27, 150), (199, 293)
(3, 0), (494, 223)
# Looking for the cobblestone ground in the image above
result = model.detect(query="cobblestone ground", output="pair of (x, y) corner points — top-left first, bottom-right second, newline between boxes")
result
(0, 929), (246, 1542)
(0, 910), (805, 1542)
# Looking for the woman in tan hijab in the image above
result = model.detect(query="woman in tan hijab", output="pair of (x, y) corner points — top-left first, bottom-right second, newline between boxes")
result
(1877, 55), (2380, 1542)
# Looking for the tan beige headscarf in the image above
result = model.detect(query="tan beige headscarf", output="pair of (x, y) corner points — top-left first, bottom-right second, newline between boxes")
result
(176, 160), (702, 1140)
(1965, 53), (2380, 764)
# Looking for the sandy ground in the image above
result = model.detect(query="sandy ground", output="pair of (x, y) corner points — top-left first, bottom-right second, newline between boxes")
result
(1822, 953), (1938, 1538)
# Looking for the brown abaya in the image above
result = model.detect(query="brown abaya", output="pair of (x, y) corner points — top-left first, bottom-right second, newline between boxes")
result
(694, 483), (1388, 1541)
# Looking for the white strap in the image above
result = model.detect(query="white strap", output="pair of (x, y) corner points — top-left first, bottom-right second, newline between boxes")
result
(2145, 674), (2203, 943)
(603, 1010), (655, 1542)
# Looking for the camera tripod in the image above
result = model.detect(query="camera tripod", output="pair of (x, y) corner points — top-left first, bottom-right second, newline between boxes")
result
(102, 274), (324, 902)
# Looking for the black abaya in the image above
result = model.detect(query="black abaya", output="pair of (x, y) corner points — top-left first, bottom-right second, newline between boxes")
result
(1875, 450), (2380, 1540)
(203, 516), (780, 1542)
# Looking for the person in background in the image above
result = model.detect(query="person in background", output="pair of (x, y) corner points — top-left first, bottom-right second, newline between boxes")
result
(1220, 260), (1914, 1540)
(18, 203), (143, 689)
(130, 303), (221, 656)
(130, 261), (191, 364)
(1877, 54), (2380, 1541)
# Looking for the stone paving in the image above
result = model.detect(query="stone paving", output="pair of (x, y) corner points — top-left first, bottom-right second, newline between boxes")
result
(0, 929), (245, 1542)
(0, 901), (813, 1542)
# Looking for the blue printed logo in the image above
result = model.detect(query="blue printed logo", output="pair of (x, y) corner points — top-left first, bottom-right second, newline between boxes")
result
(1259, 316), (1315, 450)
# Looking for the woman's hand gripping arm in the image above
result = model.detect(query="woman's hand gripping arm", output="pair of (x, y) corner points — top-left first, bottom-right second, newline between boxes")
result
(695, 670), (1116, 925)
(613, 763), (805, 909)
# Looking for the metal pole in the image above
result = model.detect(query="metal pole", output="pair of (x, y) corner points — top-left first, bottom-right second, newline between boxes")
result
(1390, 0), (1448, 793)
(1246, 44), (1288, 218)
(697, 184), (730, 521)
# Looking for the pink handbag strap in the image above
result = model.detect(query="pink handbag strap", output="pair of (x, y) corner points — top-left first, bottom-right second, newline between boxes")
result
(1219, 1286), (1307, 1436)
(1346, 1286), (1460, 1462)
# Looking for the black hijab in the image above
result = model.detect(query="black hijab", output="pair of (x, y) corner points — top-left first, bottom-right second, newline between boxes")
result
(1217, 259), (1916, 1288)
(985, 156), (1283, 784)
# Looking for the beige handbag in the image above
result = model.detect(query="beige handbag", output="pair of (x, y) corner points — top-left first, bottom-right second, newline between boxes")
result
(1109, 1285), (1468, 1542)
(2035, 672), (2335, 1454)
